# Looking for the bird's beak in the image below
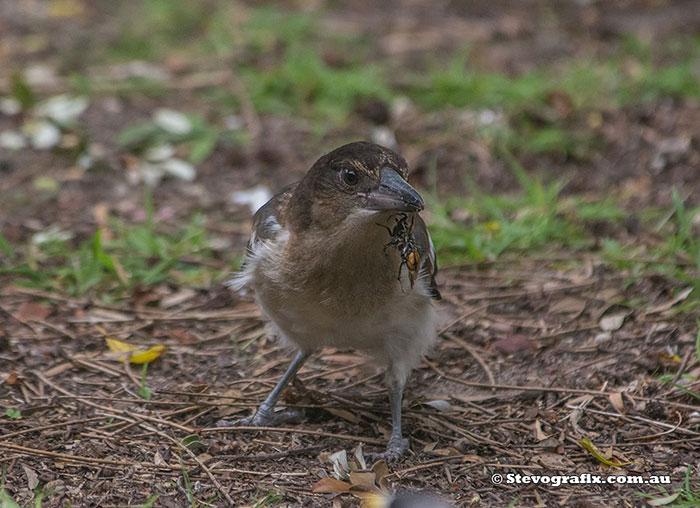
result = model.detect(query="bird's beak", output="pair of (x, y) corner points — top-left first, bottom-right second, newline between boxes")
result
(365, 167), (424, 212)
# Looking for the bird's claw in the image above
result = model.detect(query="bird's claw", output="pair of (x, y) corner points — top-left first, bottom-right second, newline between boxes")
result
(216, 407), (303, 428)
(366, 437), (410, 463)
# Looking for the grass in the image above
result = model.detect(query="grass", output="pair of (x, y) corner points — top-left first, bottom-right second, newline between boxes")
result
(657, 322), (700, 400)
(71, 1), (700, 148)
(638, 466), (700, 508)
(1, 194), (237, 300)
(428, 152), (592, 263)
(1, 159), (697, 313)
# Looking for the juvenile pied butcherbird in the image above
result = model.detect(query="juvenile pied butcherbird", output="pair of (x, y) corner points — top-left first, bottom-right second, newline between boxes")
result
(226, 141), (440, 461)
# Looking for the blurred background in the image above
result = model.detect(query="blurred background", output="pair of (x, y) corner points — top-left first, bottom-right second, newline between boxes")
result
(1, 0), (700, 288)
(2, 2), (700, 507)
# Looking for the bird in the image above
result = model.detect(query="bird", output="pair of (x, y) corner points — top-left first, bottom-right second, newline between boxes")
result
(226, 141), (440, 461)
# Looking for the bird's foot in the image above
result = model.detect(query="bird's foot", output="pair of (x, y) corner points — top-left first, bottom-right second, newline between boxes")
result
(216, 407), (304, 428)
(366, 437), (409, 463)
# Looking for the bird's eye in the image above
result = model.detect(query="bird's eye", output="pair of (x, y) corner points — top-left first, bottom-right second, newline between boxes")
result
(341, 168), (360, 186)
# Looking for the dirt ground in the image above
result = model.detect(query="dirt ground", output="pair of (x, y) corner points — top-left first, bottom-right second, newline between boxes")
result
(1, 1), (700, 507)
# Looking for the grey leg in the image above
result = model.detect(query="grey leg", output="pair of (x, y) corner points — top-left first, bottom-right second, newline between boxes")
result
(367, 379), (410, 463)
(217, 350), (308, 427)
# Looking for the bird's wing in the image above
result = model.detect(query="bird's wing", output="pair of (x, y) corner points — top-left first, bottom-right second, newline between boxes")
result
(413, 214), (441, 300)
(229, 183), (297, 292)
(246, 183), (297, 253)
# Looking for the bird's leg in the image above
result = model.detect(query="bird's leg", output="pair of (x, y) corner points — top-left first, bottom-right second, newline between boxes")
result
(367, 378), (410, 463)
(217, 350), (308, 427)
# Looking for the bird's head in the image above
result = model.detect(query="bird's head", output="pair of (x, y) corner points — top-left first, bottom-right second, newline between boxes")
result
(288, 141), (424, 231)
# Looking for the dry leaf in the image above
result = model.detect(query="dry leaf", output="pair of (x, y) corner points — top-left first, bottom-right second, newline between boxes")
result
(372, 460), (390, 490)
(329, 450), (350, 480)
(154, 449), (167, 466)
(14, 302), (52, 323)
(645, 287), (693, 315)
(550, 297), (586, 315)
(311, 477), (351, 494)
(600, 312), (628, 331)
(534, 419), (551, 441)
(578, 438), (632, 467)
(532, 452), (575, 469)
(353, 444), (367, 471)
(349, 471), (378, 492)
(326, 408), (361, 424)
(424, 400), (453, 412)
(609, 392), (625, 413)
(647, 493), (680, 506)
(23, 465), (39, 490)
(492, 335), (536, 354)
(105, 338), (166, 363)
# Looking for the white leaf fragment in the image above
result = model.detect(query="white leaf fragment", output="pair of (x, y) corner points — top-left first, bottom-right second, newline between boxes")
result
(600, 312), (628, 331)
(153, 108), (191, 135)
(36, 95), (88, 125)
(424, 399), (453, 412)
(144, 144), (175, 162)
(0, 97), (22, 116)
(231, 186), (272, 214)
(328, 449), (350, 480)
(0, 131), (27, 150)
(26, 120), (62, 149)
(160, 158), (196, 181)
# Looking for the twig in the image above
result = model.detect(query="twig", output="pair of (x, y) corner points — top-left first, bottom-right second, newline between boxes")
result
(443, 331), (496, 389)
(203, 425), (384, 445)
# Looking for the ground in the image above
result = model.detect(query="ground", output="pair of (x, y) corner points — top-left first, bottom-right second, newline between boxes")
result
(1, 1), (699, 507)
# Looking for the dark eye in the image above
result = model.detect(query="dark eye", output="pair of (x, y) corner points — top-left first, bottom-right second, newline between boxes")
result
(341, 168), (360, 186)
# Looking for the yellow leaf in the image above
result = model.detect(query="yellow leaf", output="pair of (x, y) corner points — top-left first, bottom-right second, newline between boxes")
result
(659, 352), (681, 363)
(105, 337), (134, 353)
(484, 221), (501, 232)
(105, 338), (166, 363)
(48, 0), (85, 18)
(578, 438), (632, 467)
(129, 345), (166, 364)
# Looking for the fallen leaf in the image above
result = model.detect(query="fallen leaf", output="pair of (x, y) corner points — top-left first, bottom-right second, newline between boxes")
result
(609, 392), (625, 413)
(534, 419), (550, 441)
(326, 408), (361, 424)
(26, 120), (61, 149)
(0, 131), (26, 150)
(14, 302), (52, 322)
(311, 477), (351, 494)
(23, 465), (39, 490)
(36, 94), (88, 125)
(329, 449), (350, 480)
(578, 438), (632, 467)
(153, 109), (191, 134)
(424, 400), (453, 412)
(492, 334), (536, 354)
(160, 158), (196, 181)
(647, 493), (680, 506)
(600, 312), (628, 331)
(105, 337), (166, 363)
(154, 449), (167, 466)
(353, 443), (367, 471)
(349, 471), (378, 492)
(372, 460), (390, 490)
(646, 287), (694, 315)
(532, 452), (575, 469)
(48, 0), (86, 18)
(549, 297), (586, 315)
